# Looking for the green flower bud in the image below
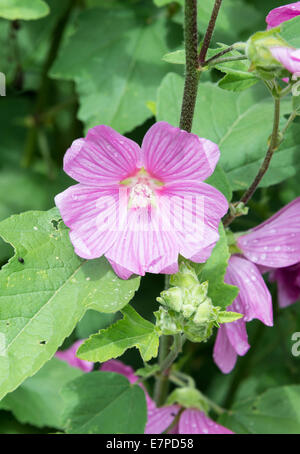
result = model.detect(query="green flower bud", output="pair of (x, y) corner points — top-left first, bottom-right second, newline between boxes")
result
(193, 298), (214, 325)
(170, 261), (199, 289)
(246, 29), (290, 78)
(166, 387), (209, 413)
(154, 307), (182, 335)
(157, 286), (184, 312)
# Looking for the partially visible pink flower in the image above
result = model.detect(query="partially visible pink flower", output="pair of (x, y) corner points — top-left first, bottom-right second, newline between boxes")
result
(237, 197), (300, 269)
(270, 47), (300, 75)
(266, 2), (300, 29)
(56, 342), (233, 434)
(213, 256), (273, 373)
(173, 409), (233, 434)
(269, 263), (300, 307)
(55, 122), (228, 279)
(55, 340), (93, 372)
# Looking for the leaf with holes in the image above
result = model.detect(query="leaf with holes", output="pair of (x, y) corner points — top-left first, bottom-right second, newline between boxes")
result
(0, 208), (140, 400)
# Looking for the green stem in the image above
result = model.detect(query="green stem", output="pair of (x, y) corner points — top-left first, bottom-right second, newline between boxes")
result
(281, 109), (298, 136)
(207, 55), (247, 66)
(203, 45), (235, 65)
(223, 96), (281, 227)
(179, 0), (199, 132)
(153, 335), (172, 406)
(199, 0), (223, 65)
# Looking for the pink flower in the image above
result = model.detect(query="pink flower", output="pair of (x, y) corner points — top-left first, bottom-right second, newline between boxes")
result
(214, 198), (300, 373)
(237, 198), (300, 269)
(55, 122), (228, 279)
(213, 256), (273, 373)
(56, 342), (233, 434)
(269, 263), (300, 308)
(270, 47), (300, 75)
(171, 409), (233, 434)
(266, 2), (300, 29)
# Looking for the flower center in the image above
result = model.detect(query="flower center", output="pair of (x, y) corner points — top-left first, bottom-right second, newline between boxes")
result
(129, 183), (155, 208)
(121, 168), (163, 209)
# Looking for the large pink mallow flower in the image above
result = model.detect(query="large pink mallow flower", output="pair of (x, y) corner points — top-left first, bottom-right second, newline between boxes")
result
(266, 2), (300, 29)
(270, 47), (300, 75)
(55, 122), (228, 279)
(214, 197), (300, 373)
(213, 255), (273, 374)
(56, 343), (233, 434)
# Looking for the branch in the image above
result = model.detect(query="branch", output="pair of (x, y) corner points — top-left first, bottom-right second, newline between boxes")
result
(223, 96), (281, 227)
(199, 0), (223, 65)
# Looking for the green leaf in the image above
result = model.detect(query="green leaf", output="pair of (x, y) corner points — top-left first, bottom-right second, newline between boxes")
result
(0, 410), (48, 434)
(218, 311), (243, 323)
(280, 16), (300, 48)
(77, 305), (159, 363)
(220, 385), (300, 434)
(0, 0), (49, 20)
(0, 357), (82, 429)
(51, 5), (177, 134)
(62, 371), (147, 434)
(0, 208), (140, 400)
(75, 310), (115, 339)
(198, 224), (238, 309)
(205, 164), (232, 202)
(219, 73), (259, 92)
(163, 49), (185, 65)
(157, 73), (294, 190)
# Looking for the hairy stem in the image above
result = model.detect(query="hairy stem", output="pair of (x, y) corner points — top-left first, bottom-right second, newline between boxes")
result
(199, 0), (223, 65)
(179, 0), (199, 132)
(224, 96), (281, 227)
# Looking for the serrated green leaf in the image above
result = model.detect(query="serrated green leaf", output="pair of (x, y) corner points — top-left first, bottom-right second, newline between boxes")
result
(219, 385), (300, 434)
(0, 0), (49, 20)
(198, 224), (238, 309)
(157, 73), (295, 190)
(62, 371), (147, 434)
(0, 208), (140, 400)
(77, 305), (159, 363)
(0, 357), (82, 429)
(51, 5), (177, 134)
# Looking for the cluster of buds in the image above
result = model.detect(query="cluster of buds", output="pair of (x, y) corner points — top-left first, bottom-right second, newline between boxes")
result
(155, 262), (242, 343)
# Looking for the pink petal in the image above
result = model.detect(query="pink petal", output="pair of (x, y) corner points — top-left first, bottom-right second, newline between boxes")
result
(159, 180), (228, 262)
(269, 263), (300, 307)
(270, 47), (300, 75)
(142, 122), (220, 184)
(55, 184), (122, 260)
(266, 2), (300, 29)
(179, 410), (234, 434)
(145, 405), (180, 434)
(213, 324), (238, 374)
(55, 340), (93, 372)
(238, 197), (300, 268)
(225, 256), (273, 326)
(63, 125), (142, 186)
(105, 202), (179, 277)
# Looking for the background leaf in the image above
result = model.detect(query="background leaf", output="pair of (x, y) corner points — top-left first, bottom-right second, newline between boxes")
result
(0, 357), (82, 429)
(0, 0), (49, 21)
(62, 371), (147, 434)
